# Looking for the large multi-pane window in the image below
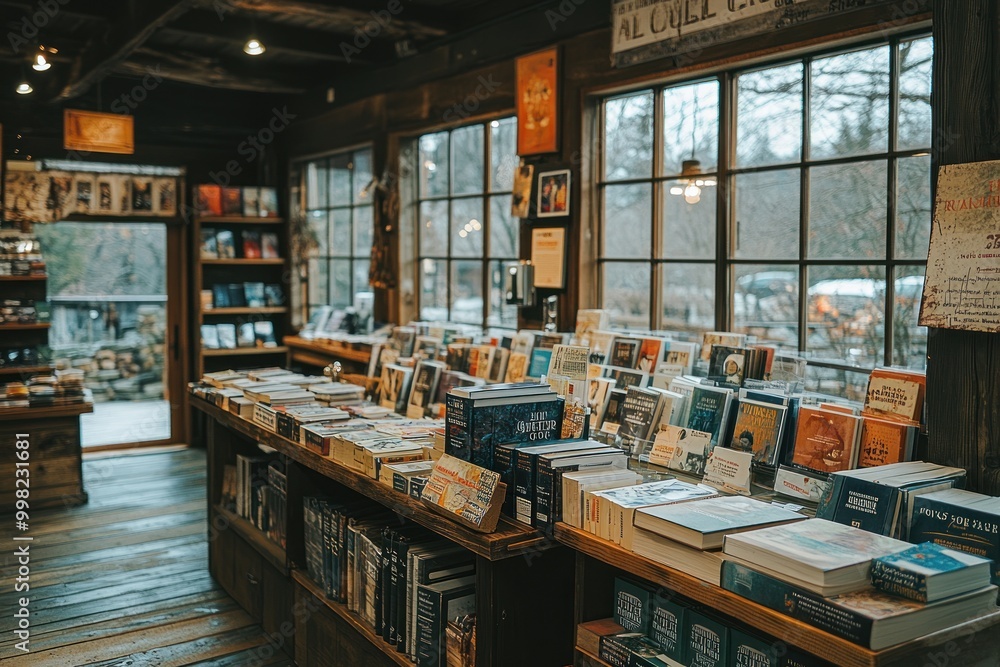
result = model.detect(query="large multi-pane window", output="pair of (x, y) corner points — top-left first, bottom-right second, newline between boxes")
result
(598, 34), (932, 386)
(416, 117), (519, 328)
(301, 147), (374, 314)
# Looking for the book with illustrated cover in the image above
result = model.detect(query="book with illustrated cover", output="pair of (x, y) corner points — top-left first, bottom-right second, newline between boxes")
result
(242, 230), (262, 259)
(379, 363), (414, 414)
(244, 282), (266, 308)
(264, 284), (285, 307)
(684, 385), (733, 447)
(195, 184), (222, 216)
(406, 360), (445, 419)
(870, 542), (992, 603)
(707, 345), (746, 387)
(700, 331), (746, 361)
(221, 186), (242, 216)
(615, 386), (664, 458)
(857, 415), (915, 468)
(606, 366), (648, 391)
(665, 425), (714, 476)
(200, 228), (218, 258)
(242, 186), (260, 217)
(258, 187), (279, 217)
(215, 229), (236, 259)
(635, 338), (663, 374)
(728, 399), (787, 466)
(574, 309), (609, 343)
(261, 232), (280, 259)
(610, 336), (641, 369)
(790, 406), (862, 474)
(663, 341), (697, 373)
(238, 323), (256, 348)
(200, 324), (219, 349)
(475, 346), (496, 379)
(594, 479), (718, 549)
(910, 488), (1000, 584)
(863, 367), (925, 424)
(253, 321), (277, 347)
(588, 377), (616, 431)
(419, 454), (504, 531)
(216, 323), (237, 349)
(597, 388), (627, 441)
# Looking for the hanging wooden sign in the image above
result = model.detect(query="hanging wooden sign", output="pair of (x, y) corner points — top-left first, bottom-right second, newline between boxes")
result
(64, 109), (134, 155)
(610, 0), (915, 68)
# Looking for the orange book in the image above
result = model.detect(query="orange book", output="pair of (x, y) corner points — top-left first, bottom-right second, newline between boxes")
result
(857, 416), (914, 467)
(862, 367), (926, 424)
(195, 184), (222, 216)
(791, 406), (862, 474)
(636, 338), (662, 373)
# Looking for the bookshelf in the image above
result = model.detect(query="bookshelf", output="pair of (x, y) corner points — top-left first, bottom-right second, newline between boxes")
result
(194, 394), (575, 667)
(192, 215), (290, 379)
(556, 523), (1000, 667)
(0, 269), (52, 382)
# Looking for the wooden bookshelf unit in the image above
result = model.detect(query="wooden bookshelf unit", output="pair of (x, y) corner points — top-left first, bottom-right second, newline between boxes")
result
(194, 394), (574, 667)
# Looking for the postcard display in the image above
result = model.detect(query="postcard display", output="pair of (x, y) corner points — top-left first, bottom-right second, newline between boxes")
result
(4, 167), (180, 223)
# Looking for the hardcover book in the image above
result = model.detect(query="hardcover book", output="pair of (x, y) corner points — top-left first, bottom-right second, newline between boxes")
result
(862, 367), (925, 424)
(195, 184), (222, 216)
(857, 416), (913, 468)
(258, 186), (279, 217)
(615, 386), (663, 457)
(910, 488), (1000, 584)
(379, 363), (414, 414)
(216, 323), (237, 349)
(700, 331), (746, 362)
(415, 575), (476, 667)
(527, 347), (553, 379)
(650, 596), (686, 663)
(707, 344), (746, 387)
(636, 337), (663, 374)
(870, 542), (992, 603)
(241, 230), (262, 259)
(606, 366), (648, 391)
(253, 321), (277, 347)
(635, 496), (805, 550)
(242, 186), (260, 217)
(730, 629), (778, 667)
(610, 336), (641, 368)
(790, 406), (861, 474)
(261, 232), (280, 259)
(685, 609), (728, 667)
(221, 186), (242, 216)
(613, 577), (653, 634)
(504, 352), (528, 383)
(200, 228), (218, 258)
(729, 399), (787, 465)
(215, 229), (236, 259)
(406, 360), (445, 419)
(200, 324), (219, 349)
(684, 385), (733, 447)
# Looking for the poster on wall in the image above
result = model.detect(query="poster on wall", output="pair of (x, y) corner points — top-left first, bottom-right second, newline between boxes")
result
(610, 0), (903, 68)
(531, 226), (566, 289)
(919, 159), (1000, 333)
(64, 109), (135, 155)
(516, 48), (558, 155)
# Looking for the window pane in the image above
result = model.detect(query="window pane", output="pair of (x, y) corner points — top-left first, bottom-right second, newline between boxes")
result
(892, 266), (927, 370)
(330, 209), (351, 257)
(419, 258), (449, 321)
(452, 125), (485, 195)
(662, 263), (715, 333)
(732, 264), (799, 347)
(489, 195), (518, 258)
(329, 154), (351, 205)
(353, 259), (370, 305)
(896, 156), (931, 260)
(603, 183), (651, 259)
(306, 160), (327, 209)
(450, 260), (483, 325)
(309, 210), (328, 255)
(810, 45), (890, 159)
(663, 79), (719, 174)
(308, 257), (327, 308)
(330, 260), (352, 308)
(733, 169), (800, 259)
(736, 63), (803, 167)
(420, 132), (449, 197)
(354, 149), (373, 204)
(898, 37), (933, 151)
(451, 198), (484, 258)
(662, 179), (716, 259)
(488, 260), (518, 329)
(491, 117), (517, 192)
(354, 205), (372, 257)
(603, 262), (650, 329)
(804, 365), (870, 403)
(604, 91), (654, 180)
(809, 161), (887, 259)
(419, 200), (448, 257)
(807, 266), (885, 368)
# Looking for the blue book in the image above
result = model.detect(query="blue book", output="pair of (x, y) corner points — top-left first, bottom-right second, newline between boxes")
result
(910, 488), (1000, 584)
(649, 596), (686, 663)
(528, 348), (553, 379)
(730, 628), (778, 667)
(871, 542), (993, 602)
(613, 577), (653, 634)
(684, 609), (728, 667)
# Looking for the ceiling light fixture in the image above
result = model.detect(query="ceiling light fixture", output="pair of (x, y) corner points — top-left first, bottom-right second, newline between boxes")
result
(668, 159), (717, 205)
(244, 37), (265, 56)
(16, 80), (32, 95)
(32, 47), (51, 71)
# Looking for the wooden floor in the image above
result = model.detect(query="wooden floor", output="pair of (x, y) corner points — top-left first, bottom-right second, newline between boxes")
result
(0, 447), (295, 666)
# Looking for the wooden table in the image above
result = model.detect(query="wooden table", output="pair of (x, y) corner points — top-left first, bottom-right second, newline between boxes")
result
(0, 402), (93, 511)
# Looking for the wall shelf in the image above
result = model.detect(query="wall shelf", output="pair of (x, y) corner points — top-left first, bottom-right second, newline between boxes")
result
(197, 216), (284, 225)
(203, 307), (288, 316)
(0, 275), (47, 281)
(201, 346), (288, 357)
(201, 258), (285, 266)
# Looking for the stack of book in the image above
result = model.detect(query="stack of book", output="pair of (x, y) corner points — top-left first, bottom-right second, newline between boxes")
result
(721, 519), (998, 650)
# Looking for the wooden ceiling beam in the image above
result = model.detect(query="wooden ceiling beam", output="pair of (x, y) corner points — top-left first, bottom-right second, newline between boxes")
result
(55, 0), (199, 101)
(201, 0), (449, 40)
(115, 47), (307, 94)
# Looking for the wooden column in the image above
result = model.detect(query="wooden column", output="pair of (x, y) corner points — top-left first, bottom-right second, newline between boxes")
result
(927, 2), (1000, 493)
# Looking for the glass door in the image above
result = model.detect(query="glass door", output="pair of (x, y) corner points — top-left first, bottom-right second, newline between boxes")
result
(32, 220), (186, 448)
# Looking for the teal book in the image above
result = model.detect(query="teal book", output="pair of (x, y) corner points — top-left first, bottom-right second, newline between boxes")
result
(815, 474), (899, 536)
(528, 348), (553, 378)
(870, 542), (992, 602)
(613, 577), (653, 634)
(685, 386), (732, 446)
(730, 629), (778, 667)
(649, 596), (686, 663)
(910, 489), (1000, 584)
(685, 609), (728, 667)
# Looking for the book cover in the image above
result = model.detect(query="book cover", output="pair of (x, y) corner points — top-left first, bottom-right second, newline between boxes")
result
(598, 388), (628, 441)
(211, 284), (230, 308)
(857, 416), (912, 468)
(703, 446), (753, 496)
(607, 367), (648, 391)
(636, 338), (663, 374)
(244, 282), (266, 308)
(708, 345), (746, 387)
(613, 577), (652, 634)
(730, 629), (778, 667)
(242, 186), (260, 217)
(863, 370), (924, 422)
(870, 542), (992, 602)
(258, 186), (279, 217)
(200, 228), (218, 258)
(790, 406), (861, 474)
(665, 425), (714, 476)
(588, 377), (616, 430)
(527, 348), (553, 379)
(473, 398), (563, 470)
(221, 186), (242, 216)
(215, 229), (236, 259)
(700, 332), (746, 361)
(242, 230), (262, 259)
(729, 399), (787, 466)
(261, 232), (280, 259)
(407, 361), (444, 419)
(650, 597), (686, 663)
(616, 386), (662, 457)
(379, 364), (414, 414)
(504, 352), (528, 383)
(253, 320), (277, 347)
(610, 337), (641, 368)
(910, 490), (1000, 583)
(216, 323), (237, 349)
(685, 609), (728, 667)
(415, 575), (476, 667)
(196, 184), (222, 216)
(816, 474), (899, 535)
(420, 455), (503, 531)
(639, 496), (804, 544)
(685, 386), (732, 447)
(200, 324), (219, 349)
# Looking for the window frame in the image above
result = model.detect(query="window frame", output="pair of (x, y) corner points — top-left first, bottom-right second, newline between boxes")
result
(594, 29), (933, 376)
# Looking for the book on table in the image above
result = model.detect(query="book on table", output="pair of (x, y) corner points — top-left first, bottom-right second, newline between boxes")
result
(871, 542), (993, 603)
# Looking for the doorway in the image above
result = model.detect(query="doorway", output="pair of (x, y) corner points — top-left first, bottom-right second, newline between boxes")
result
(33, 220), (187, 448)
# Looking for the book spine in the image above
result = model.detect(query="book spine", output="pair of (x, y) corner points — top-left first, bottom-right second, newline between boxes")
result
(415, 587), (444, 667)
(534, 457), (559, 533)
(513, 449), (536, 526)
(869, 560), (928, 603)
(445, 394), (472, 461)
(598, 636), (631, 667)
(387, 538), (401, 644)
(378, 529), (392, 637)
(393, 472), (409, 494)
(720, 561), (876, 647)
(494, 445), (517, 517)
(320, 503), (332, 596)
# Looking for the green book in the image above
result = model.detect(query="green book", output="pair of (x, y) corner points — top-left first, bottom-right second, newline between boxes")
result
(685, 609), (728, 667)
(649, 596), (686, 663)
(613, 577), (653, 634)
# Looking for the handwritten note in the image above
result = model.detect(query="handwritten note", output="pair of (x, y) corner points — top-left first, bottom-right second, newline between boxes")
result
(920, 160), (1000, 332)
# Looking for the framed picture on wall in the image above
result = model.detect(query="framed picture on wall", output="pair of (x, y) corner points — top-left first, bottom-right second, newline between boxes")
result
(511, 163), (534, 218)
(531, 226), (566, 289)
(516, 47), (558, 155)
(536, 168), (570, 218)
